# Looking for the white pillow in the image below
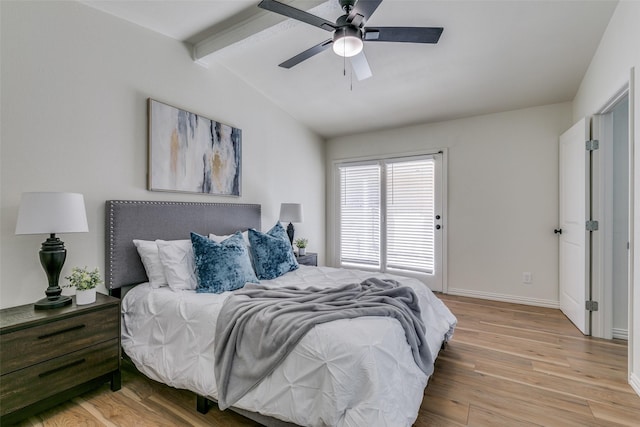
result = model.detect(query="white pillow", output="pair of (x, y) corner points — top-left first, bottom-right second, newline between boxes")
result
(156, 239), (197, 291)
(132, 240), (168, 288)
(209, 231), (250, 247)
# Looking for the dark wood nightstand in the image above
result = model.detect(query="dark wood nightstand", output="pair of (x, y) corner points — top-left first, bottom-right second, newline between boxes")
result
(297, 252), (318, 266)
(0, 293), (121, 425)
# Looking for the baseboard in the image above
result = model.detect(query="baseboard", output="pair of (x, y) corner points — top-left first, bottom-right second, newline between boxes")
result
(447, 288), (560, 309)
(630, 372), (640, 397)
(612, 328), (629, 340)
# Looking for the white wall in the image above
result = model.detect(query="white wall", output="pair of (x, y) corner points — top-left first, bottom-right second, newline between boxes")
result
(0, 1), (325, 308)
(326, 102), (572, 306)
(571, 0), (640, 393)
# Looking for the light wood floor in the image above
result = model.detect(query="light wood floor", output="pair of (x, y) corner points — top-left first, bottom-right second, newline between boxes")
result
(15, 294), (640, 426)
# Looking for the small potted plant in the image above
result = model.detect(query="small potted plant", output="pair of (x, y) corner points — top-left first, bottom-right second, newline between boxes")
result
(64, 266), (102, 305)
(294, 238), (308, 256)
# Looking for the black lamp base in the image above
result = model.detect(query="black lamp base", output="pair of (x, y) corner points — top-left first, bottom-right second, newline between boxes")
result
(286, 222), (295, 245)
(34, 294), (72, 310)
(35, 234), (71, 310)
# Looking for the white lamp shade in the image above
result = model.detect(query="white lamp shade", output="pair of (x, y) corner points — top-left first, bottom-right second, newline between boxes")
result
(332, 26), (363, 58)
(279, 203), (303, 223)
(15, 192), (89, 235)
(332, 35), (363, 57)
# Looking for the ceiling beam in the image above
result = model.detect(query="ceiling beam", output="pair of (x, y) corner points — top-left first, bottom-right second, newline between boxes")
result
(192, 0), (326, 63)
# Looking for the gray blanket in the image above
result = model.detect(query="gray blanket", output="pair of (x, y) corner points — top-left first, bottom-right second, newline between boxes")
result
(213, 277), (432, 410)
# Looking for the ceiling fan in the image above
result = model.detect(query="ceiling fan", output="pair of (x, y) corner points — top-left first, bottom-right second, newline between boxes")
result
(258, 0), (443, 80)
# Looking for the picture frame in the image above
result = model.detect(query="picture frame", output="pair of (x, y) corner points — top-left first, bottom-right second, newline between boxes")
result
(148, 99), (241, 196)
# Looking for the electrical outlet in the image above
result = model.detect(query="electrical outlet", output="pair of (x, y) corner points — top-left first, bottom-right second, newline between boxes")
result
(522, 272), (532, 284)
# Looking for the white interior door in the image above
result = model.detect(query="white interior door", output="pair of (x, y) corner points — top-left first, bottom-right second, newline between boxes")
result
(559, 118), (591, 335)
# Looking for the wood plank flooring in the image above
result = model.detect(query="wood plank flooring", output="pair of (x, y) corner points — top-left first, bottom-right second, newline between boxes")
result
(13, 294), (640, 426)
(420, 295), (639, 426)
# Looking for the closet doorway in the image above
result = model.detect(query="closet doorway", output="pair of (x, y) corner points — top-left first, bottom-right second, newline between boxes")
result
(597, 92), (630, 340)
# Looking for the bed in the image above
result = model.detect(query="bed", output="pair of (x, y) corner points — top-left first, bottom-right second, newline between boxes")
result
(105, 200), (457, 427)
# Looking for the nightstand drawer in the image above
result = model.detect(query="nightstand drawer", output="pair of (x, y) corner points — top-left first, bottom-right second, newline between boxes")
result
(297, 253), (317, 266)
(0, 305), (119, 375)
(0, 338), (119, 416)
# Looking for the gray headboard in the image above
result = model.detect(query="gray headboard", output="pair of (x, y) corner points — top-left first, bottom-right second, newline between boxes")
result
(105, 200), (261, 292)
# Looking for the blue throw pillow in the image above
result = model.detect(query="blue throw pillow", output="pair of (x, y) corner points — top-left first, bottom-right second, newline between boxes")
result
(191, 232), (259, 294)
(248, 222), (299, 280)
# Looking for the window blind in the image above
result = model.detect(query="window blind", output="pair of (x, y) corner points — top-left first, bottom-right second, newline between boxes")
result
(385, 158), (435, 274)
(338, 163), (381, 268)
(338, 156), (437, 276)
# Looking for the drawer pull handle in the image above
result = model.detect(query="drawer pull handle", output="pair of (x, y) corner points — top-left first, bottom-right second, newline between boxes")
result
(38, 324), (86, 339)
(38, 358), (86, 378)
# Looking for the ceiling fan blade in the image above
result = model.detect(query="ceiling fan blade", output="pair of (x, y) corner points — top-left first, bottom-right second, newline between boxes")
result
(350, 50), (373, 80)
(279, 39), (334, 69)
(348, 0), (383, 27)
(364, 27), (443, 43)
(258, 0), (336, 31)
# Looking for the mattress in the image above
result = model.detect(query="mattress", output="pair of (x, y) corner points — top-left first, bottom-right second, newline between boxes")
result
(121, 266), (457, 427)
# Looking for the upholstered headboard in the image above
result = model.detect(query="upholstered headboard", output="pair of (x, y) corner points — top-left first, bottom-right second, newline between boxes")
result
(105, 200), (261, 293)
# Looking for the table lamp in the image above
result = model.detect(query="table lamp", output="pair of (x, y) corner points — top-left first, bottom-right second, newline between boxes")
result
(279, 203), (303, 245)
(15, 192), (89, 309)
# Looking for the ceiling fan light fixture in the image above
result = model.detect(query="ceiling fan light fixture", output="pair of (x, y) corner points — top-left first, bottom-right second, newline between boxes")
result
(332, 26), (363, 57)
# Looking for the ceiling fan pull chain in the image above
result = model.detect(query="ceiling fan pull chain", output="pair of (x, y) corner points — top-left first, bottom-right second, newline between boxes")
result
(343, 43), (346, 76)
(350, 67), (353, 91)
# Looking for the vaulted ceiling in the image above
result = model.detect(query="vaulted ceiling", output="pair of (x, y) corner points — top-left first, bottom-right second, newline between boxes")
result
(82, 0), (618, 138)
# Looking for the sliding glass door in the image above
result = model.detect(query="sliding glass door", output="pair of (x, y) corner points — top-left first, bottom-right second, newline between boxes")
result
(337, 154), (443, 291)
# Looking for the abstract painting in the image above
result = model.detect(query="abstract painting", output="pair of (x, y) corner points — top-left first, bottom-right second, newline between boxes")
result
(148, 99), (241, 196)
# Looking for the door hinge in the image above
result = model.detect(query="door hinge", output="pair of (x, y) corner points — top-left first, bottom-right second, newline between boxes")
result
(586, 139), (599, 151)
(585, 300), (599, 312)
(586, 220), (599, 231)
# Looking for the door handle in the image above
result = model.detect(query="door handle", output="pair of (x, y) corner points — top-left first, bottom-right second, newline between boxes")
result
(554, 229), (562, 235)
(436, 225), (441, 230)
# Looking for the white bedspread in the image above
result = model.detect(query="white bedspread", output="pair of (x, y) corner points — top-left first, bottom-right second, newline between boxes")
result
(121, 266), (457, 427)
